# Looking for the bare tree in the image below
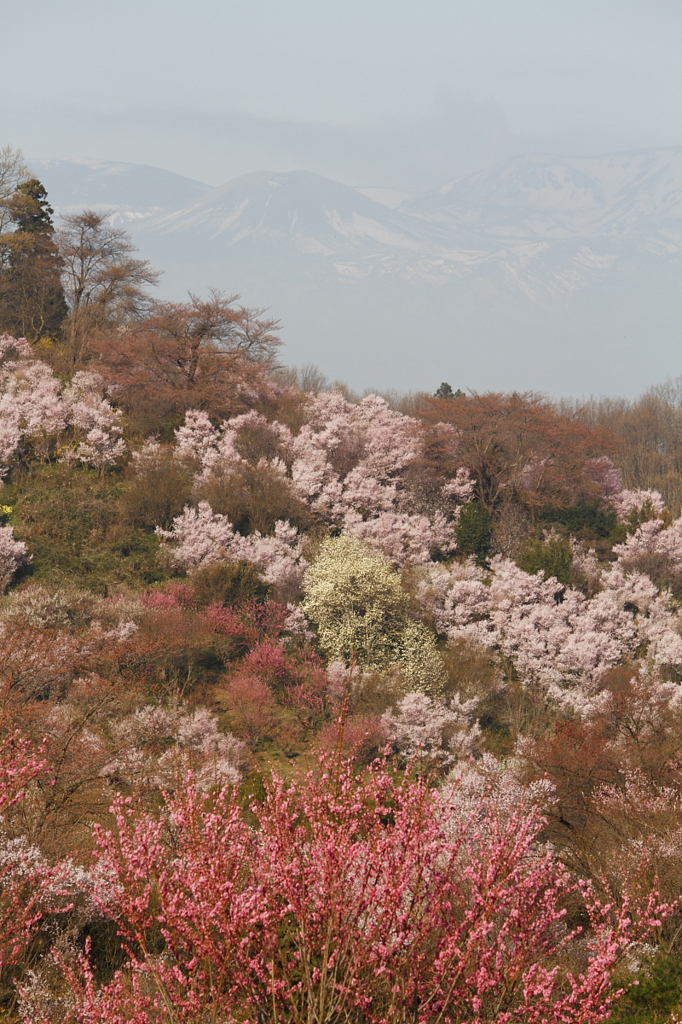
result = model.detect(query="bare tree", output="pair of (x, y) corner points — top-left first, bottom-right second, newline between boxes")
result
(97, 290), (281, 428)
(0, 145), (31, 232)
(56, 210), (160, 368)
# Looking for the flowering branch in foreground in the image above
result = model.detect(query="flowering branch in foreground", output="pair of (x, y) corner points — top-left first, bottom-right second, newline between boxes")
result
(56, 759), (670, 1024)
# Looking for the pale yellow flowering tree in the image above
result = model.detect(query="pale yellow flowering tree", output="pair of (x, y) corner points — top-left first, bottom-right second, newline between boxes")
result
(302, 534), (445, 692)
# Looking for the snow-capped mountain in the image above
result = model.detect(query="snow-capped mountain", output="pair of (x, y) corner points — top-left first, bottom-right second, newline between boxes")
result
(400, 148), (682, 248)
(28, 151), (682, 397)
(137, 170), (479, 256)
(32, 158), (210, 221)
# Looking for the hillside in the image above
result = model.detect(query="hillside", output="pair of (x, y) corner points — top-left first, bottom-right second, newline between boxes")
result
(1, 149), (682, 1020)
(1, 321), (682, 1017)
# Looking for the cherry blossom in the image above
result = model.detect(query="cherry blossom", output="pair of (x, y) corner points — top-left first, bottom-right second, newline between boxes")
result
(418, 553), (682, 703)
(343, 508), (456, 564)
(0, 524), (30, 592)
(61, 371), (127, 470)
(613, 516), (682, 576)
(0, 339), (126, 474)
(0, 361), (66, 469)
(381, 690), (481, 767)
(611, 488), (666, 523)
(169, 393), (472, 566)
(0, 333), (32, 362)
(157, 502), (307, 592)
(584, 455), (623, 505)
(102, 703), (246, 792)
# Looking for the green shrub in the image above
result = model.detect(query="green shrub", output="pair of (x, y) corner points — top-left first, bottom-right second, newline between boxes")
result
(7, 463), (166, 590)
(609, 951), (682, 1023)
(455, 500), (493, 565)
(517, 531), (574, 586)
(122, 445), (194, 530)
(190, 561), (271, 607)
(538, 499), (616, 538)
(196, 462), (312, 536)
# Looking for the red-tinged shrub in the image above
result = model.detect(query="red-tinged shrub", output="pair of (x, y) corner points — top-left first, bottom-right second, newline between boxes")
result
(201, 599), (289, 651)
(201, 603), (257, 642)
(240, 639), (292, 686)
(277, 653), (329, 722)
(313, 713), (386, 765)
(220, 673), (277, 743)
(58, 760), (670, 1024)
(418, 390), (621, 512)
(199, 604), (263, 661)
(518, 674), (682, 906)
(234, 641), (328, 724)
(135, 605), (218, 692)
(0, 730), (66, 974)
(142, 583), (197, 611)
(249, 599), (290, 636)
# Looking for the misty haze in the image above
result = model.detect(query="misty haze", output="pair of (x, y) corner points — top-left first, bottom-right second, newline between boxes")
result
(27, 146), (682, 398)
(2, 0), (680, 398)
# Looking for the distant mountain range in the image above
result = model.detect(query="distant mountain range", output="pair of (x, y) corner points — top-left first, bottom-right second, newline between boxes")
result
(33, 150), (682, 398)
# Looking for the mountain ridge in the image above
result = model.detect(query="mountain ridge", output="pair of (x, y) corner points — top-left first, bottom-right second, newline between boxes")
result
(30, 149), (682, 397)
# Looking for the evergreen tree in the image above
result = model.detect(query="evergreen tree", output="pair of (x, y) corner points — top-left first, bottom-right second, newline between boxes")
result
(0, 178), (67, 343)
(434, 382), (465, 399)
(6, 178), (55, 233)
(455, 499), (493, 565)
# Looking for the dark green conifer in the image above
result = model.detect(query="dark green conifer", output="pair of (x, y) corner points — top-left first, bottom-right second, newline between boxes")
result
(0, 177), (67, 342)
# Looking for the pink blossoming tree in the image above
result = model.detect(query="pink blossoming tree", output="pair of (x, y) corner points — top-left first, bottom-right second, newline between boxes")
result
(52, 760), (668, 1024)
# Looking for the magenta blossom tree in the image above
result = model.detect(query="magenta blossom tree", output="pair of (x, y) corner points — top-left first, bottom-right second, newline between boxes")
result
(54, 759), (669, 1024)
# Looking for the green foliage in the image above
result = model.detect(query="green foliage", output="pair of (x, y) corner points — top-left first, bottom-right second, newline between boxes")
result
(455, 500), (493, 565)
(7, 463), (167, 590)
(538, 500), (616, 538)
(609, 951), (682, 1023)
(6, 178), (55, 233)
(197, 461), (312, 536)
(302, 534), (445, 692)
(623, 499), (670, 536)
(517, 531), (574, 586)
(190, 560), (271, 607)
(0, 177), (67, 342)
(434, 382), (465, 399)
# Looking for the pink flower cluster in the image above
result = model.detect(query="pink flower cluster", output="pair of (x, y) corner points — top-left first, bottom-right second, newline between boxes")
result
(53, 760), (666, 1024)
(0, 730), (63, 974)
(290, 392), (463, 561)
(0, 336), (125, 474)
(419, 549), (682, 706)
(611, 488), (666, 523)
(613, 516), (682, 575)
(169, 394), (472, 566)
(157, 501), (307, 593)
(381, 690), (481, 766)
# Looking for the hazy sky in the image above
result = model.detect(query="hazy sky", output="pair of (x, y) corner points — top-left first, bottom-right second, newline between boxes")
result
(2, 0), (681, 186)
